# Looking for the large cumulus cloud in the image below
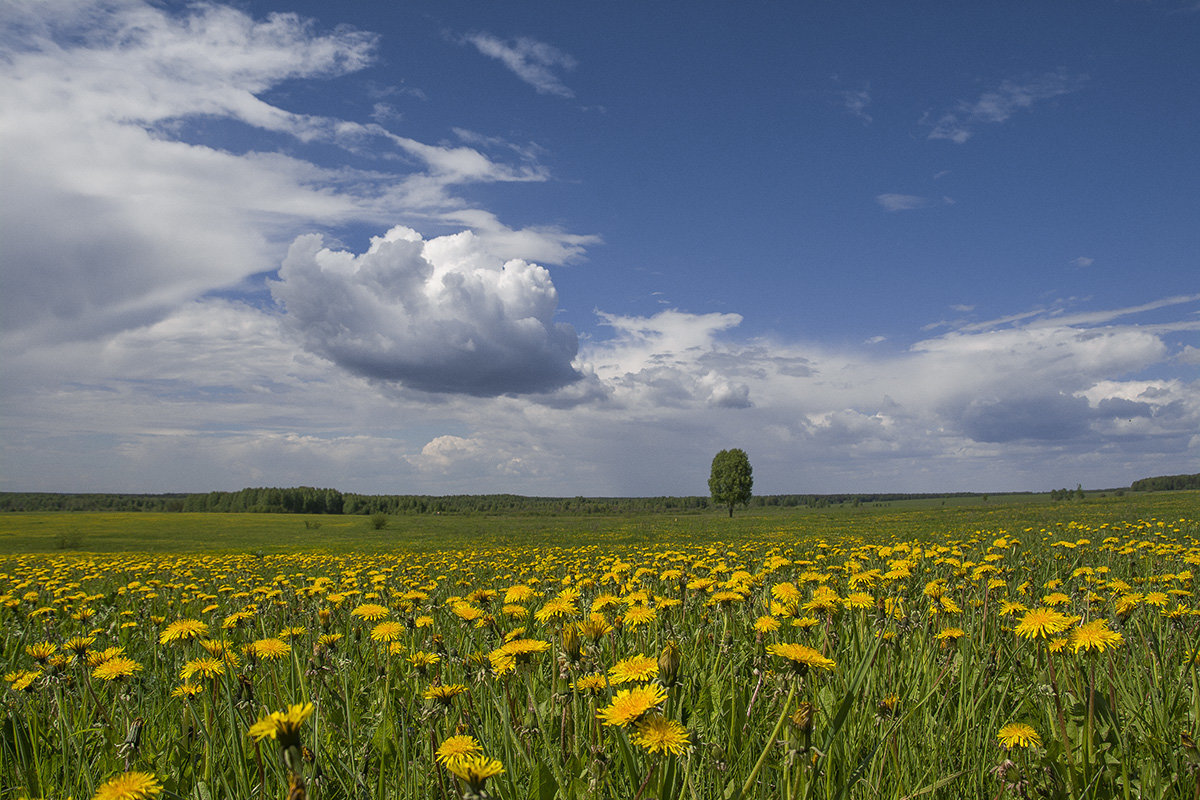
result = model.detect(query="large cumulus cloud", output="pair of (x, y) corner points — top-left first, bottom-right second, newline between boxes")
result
(270, 227), (581, 396)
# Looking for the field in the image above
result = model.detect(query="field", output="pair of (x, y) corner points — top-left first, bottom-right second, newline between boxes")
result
(2, 492), (1199, 799)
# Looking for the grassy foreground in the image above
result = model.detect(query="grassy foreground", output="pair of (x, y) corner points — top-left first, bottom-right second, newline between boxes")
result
(2, 492), (1199, 799)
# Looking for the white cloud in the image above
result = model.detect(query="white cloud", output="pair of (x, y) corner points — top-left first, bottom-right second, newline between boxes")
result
(926, 70), (1085, 143)
(1071, 256), (1095, 268)
(269, 226), (581, 396)
(876, 193), (930, 212)
(841, 87), (872, 123)
(2, 295), (1196, 495)
(0, 1), (588, 351)
(464, 32), (576, 97)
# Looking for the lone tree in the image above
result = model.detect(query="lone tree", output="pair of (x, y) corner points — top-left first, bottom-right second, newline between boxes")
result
(709, 448), (753, 517)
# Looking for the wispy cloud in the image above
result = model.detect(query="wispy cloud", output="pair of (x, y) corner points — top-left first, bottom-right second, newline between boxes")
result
(876, 193), (930, 212)
(463, 33), (577, 97)
(840, 87), (872, 124)
(926, 70), (1086, 143)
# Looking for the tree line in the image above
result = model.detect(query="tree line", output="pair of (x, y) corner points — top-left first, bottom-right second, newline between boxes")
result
(1130, 473), (1200, 492)
(2, 473), (1193, 515)
(4, 487), (983, 514)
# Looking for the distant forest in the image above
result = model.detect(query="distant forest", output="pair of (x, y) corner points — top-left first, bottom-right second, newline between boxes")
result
(1, 474), (1194, 514)
(1129, 473), (1200, 492)
(0, 487), (995, 514)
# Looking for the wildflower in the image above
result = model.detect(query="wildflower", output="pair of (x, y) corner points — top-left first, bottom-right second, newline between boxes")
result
(91, 771), (163, 800)
(93, 657), (142, 682)
(997, 722), (1041, 749)
(766, 642), (836, 675)
(180, 656), (225, 682)
(1070, 619), (1124, 654)
(172, 683), (204, 698)
(25, 641), (57, 663)
(935, 627), (966, 646)
(623, 604), (657, 628)
(423, 683), (469, 706)
(754, 615), (781, 633)
(1013, 608), (1075, 640)
(159, 619), (208, 645)
(248, 638), (291, 660)
(608, 654), (658, 684)
(572, 673), (608, 693)
(632, 714), (690, 755)
(247, 703), (314, 749)
(65, 635), (96, 657)
(597, 684), (669, 726)
(408, 651), (440, 674)
(446, 755), (504, 794)
(435, 734), (482, 766)
(349, 603), (389, 622)
(370, 621), (405, 643)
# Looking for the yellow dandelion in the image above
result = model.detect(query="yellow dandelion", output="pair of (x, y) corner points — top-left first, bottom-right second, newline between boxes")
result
(597, 684), (668, 727)
(631, 714), (690, 756)
(608, 654), (659, 685)
(1070, 619), (1124, 654)
(159, 619), (208, 645)
(1013, 608), (1075, 640)
(446, 755), (504, 793)
(997, 722), (1041, 749)
(91, 771), (162, 800)
(92, 657), (142, 682)
(370, 620), (405, 643)
(766, 642), (836, 675)
(435, 734), (482, 766)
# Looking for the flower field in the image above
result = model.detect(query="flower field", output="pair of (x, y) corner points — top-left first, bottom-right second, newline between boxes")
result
(2, 499), (1200, 799)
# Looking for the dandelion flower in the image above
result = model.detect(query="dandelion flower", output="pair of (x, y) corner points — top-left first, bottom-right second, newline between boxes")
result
(632, 714), (689, 756)
(1013, 608), (1075, 640)
(446, 755), (504, 793)
(572, 673), (608, 694)
(350, 603), (389, 622)
(248, 638), (291, 660)
(1070, 619), (1124, 654)
(597, 684), (668, 727)
(93, 657), (141, 682)
(91, 771), (162, 800)
(423, 683), (469, 706)
(997, 722), (1041, 749)
(159, 619), (208, 645)
(247, 703), (314, 748)
(767, 642), (836, 675)
(608, 654), (658, 684)
(370, 621), (405, 643)
(180, 657), (225, 682)
(436, 734), (482, 766)
(754, 615), (781, 633)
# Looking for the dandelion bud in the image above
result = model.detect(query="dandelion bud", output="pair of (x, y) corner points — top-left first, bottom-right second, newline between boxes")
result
(790, 701), (814, 737)
(561, 624), (581, 662)
(658, 640), (681, 687)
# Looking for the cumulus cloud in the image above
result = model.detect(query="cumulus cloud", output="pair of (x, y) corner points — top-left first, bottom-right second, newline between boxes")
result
(926, 70), (1085, 143)
(464, 32), (577, 97)
(0, 1), (589, 350)
(269, 226), (581, 396)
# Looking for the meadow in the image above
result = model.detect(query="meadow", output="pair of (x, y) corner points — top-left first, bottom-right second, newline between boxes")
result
(2, 492), (1199, 799)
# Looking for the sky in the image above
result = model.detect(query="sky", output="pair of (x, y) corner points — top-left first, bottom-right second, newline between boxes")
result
(1, 0), (1198, 497)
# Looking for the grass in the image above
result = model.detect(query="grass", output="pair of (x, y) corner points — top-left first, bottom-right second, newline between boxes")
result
(2, 491), (1199, 800)
(0, 491), (1193, 555)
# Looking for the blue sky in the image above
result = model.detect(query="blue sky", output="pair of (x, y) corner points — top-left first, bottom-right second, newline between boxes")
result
(1, 0), (1197, 496)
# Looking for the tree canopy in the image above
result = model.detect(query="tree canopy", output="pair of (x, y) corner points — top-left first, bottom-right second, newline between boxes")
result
(708, 448), (753, 517)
